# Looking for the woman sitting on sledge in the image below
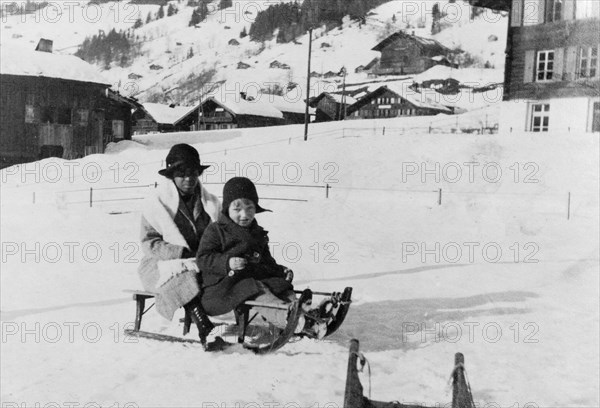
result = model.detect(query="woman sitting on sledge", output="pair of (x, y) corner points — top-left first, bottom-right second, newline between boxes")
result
(196, 177), (326, 338)
(138, 143), (220, 347)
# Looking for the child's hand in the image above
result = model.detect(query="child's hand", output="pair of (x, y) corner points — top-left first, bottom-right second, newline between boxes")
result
(229, 257), (247, 271)
(284, 268), (294, 282)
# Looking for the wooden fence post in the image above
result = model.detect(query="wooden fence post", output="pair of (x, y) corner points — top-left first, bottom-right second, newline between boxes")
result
(89, 187), (93, 208)
(343, 339), (361, 408)
(452, 352), (475, 408)
(438, 188), (442, 205)
(325, 184), (330, 198)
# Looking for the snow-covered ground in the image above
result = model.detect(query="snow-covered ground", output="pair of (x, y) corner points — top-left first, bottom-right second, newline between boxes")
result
(1, 106), (598, 407)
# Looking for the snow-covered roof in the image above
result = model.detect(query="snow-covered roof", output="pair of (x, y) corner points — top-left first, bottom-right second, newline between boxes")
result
(349, 83), (451, 113)
(207, 93), (283, 119)
(385, 83), (451, 112)
(414, 65), (504, 85)
(259, 94), (313, 114)
(142, 103), (196, 125)
(0, 43), (110, 86)
(312, 92), (357, 106)
(329, 93), (357, 105)
(372, 31), (452, 54)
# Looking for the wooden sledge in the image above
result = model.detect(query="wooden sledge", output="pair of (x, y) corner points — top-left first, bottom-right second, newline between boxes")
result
(123, 287), (353, 353)
(343, 339), (476, 408)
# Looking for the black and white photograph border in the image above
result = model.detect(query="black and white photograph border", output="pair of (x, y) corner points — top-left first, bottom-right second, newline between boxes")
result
(0, 0), (599, 407)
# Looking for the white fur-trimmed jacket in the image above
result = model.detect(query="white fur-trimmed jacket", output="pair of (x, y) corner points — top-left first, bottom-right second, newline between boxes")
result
(137, 180), (221, 317)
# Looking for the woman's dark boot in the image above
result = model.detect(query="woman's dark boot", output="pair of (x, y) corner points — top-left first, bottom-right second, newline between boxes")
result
(185, 301), (214, 348)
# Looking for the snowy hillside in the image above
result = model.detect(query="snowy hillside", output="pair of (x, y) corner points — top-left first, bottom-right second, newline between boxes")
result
(1, 0), (507, 104)
(1, 107), (598, 406)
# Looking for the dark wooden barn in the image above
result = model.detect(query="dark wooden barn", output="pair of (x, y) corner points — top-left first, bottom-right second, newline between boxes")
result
(371, 31), (457, 76)
(0, 41), (137, 168)
(470, 0), (600, 133)
(309, 92), (357, 122)
(346, 85), (451, 119)
(193, 93), (285, 130)
(132, 103), (197, 134)
(264, 94), (311, 124)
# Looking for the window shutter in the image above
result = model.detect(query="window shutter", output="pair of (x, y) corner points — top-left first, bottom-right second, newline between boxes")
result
(563, 0), (575, 20)
(512, 0), (523, 26)
(554, 47), (564, 80)
(564, 46), (578, 81)
(524, 50), (536, 83)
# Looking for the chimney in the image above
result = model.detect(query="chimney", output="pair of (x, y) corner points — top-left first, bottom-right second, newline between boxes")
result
(36, 38), (53, 53)
(411, 31), (415, 36)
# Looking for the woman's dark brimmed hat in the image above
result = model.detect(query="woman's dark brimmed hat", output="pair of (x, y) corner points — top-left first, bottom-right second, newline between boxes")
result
(222, 177), (271, 215)
(158, 143), (210, 178)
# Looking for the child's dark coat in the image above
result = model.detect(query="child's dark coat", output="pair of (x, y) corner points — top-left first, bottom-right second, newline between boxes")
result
(197, 216), (292, 316)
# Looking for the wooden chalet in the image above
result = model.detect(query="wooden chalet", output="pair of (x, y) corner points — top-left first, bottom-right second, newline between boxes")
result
(371, 31), (456, 76)
(194, 93), (285, 130)
(471, 0), (599, 133)
(132, 103), (196, 134)
(309, 93), (357, 122)
(0, 40), (138, 168)
(346, 84), (452, 119)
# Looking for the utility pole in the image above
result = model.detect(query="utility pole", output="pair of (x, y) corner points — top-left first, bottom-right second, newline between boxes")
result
(303, 27), (313, 141)
(341, 66), (347, 120)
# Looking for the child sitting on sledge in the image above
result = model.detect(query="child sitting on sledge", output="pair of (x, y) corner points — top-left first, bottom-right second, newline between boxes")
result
(196, 177), (326, 337)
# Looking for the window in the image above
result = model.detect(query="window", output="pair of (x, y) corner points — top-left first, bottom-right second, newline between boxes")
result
(25, 105), (39, 123)
(112, 120), (124, 139)
(40, 107), (55, 123)
(74, 109), (89, 126)
(530, 103), (550, 131)
(56, 108), (71, 125)
(578, 45), (598, 78)
(523, 0), (541, 25)
(536, 50), (554, 81)
(545, 0), (562, 22)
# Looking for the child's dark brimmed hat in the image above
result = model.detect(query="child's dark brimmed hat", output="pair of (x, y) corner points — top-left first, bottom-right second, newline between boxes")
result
(158, 143), (210, 178)
(222, 177), (271, 215)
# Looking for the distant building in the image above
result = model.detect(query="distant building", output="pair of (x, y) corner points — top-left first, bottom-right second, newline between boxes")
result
(237, 62), (251, 69)
(228, 39), (240, 46)
(0, 40), (138, 168)
(259, 93), (312, 124)
(470, 0), (600, 133)
(194, 93), (285, 130)
(309, 92), (357, 122)
(346, 85), (451, 119)
(371, 31), (457, 76)
(149, 64), (163, 70)
(132, 103), (197, 134)
(269, 60), (290, 69)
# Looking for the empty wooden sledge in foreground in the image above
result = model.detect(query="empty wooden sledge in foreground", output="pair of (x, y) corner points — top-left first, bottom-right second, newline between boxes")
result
(343, 339), (476, 408)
